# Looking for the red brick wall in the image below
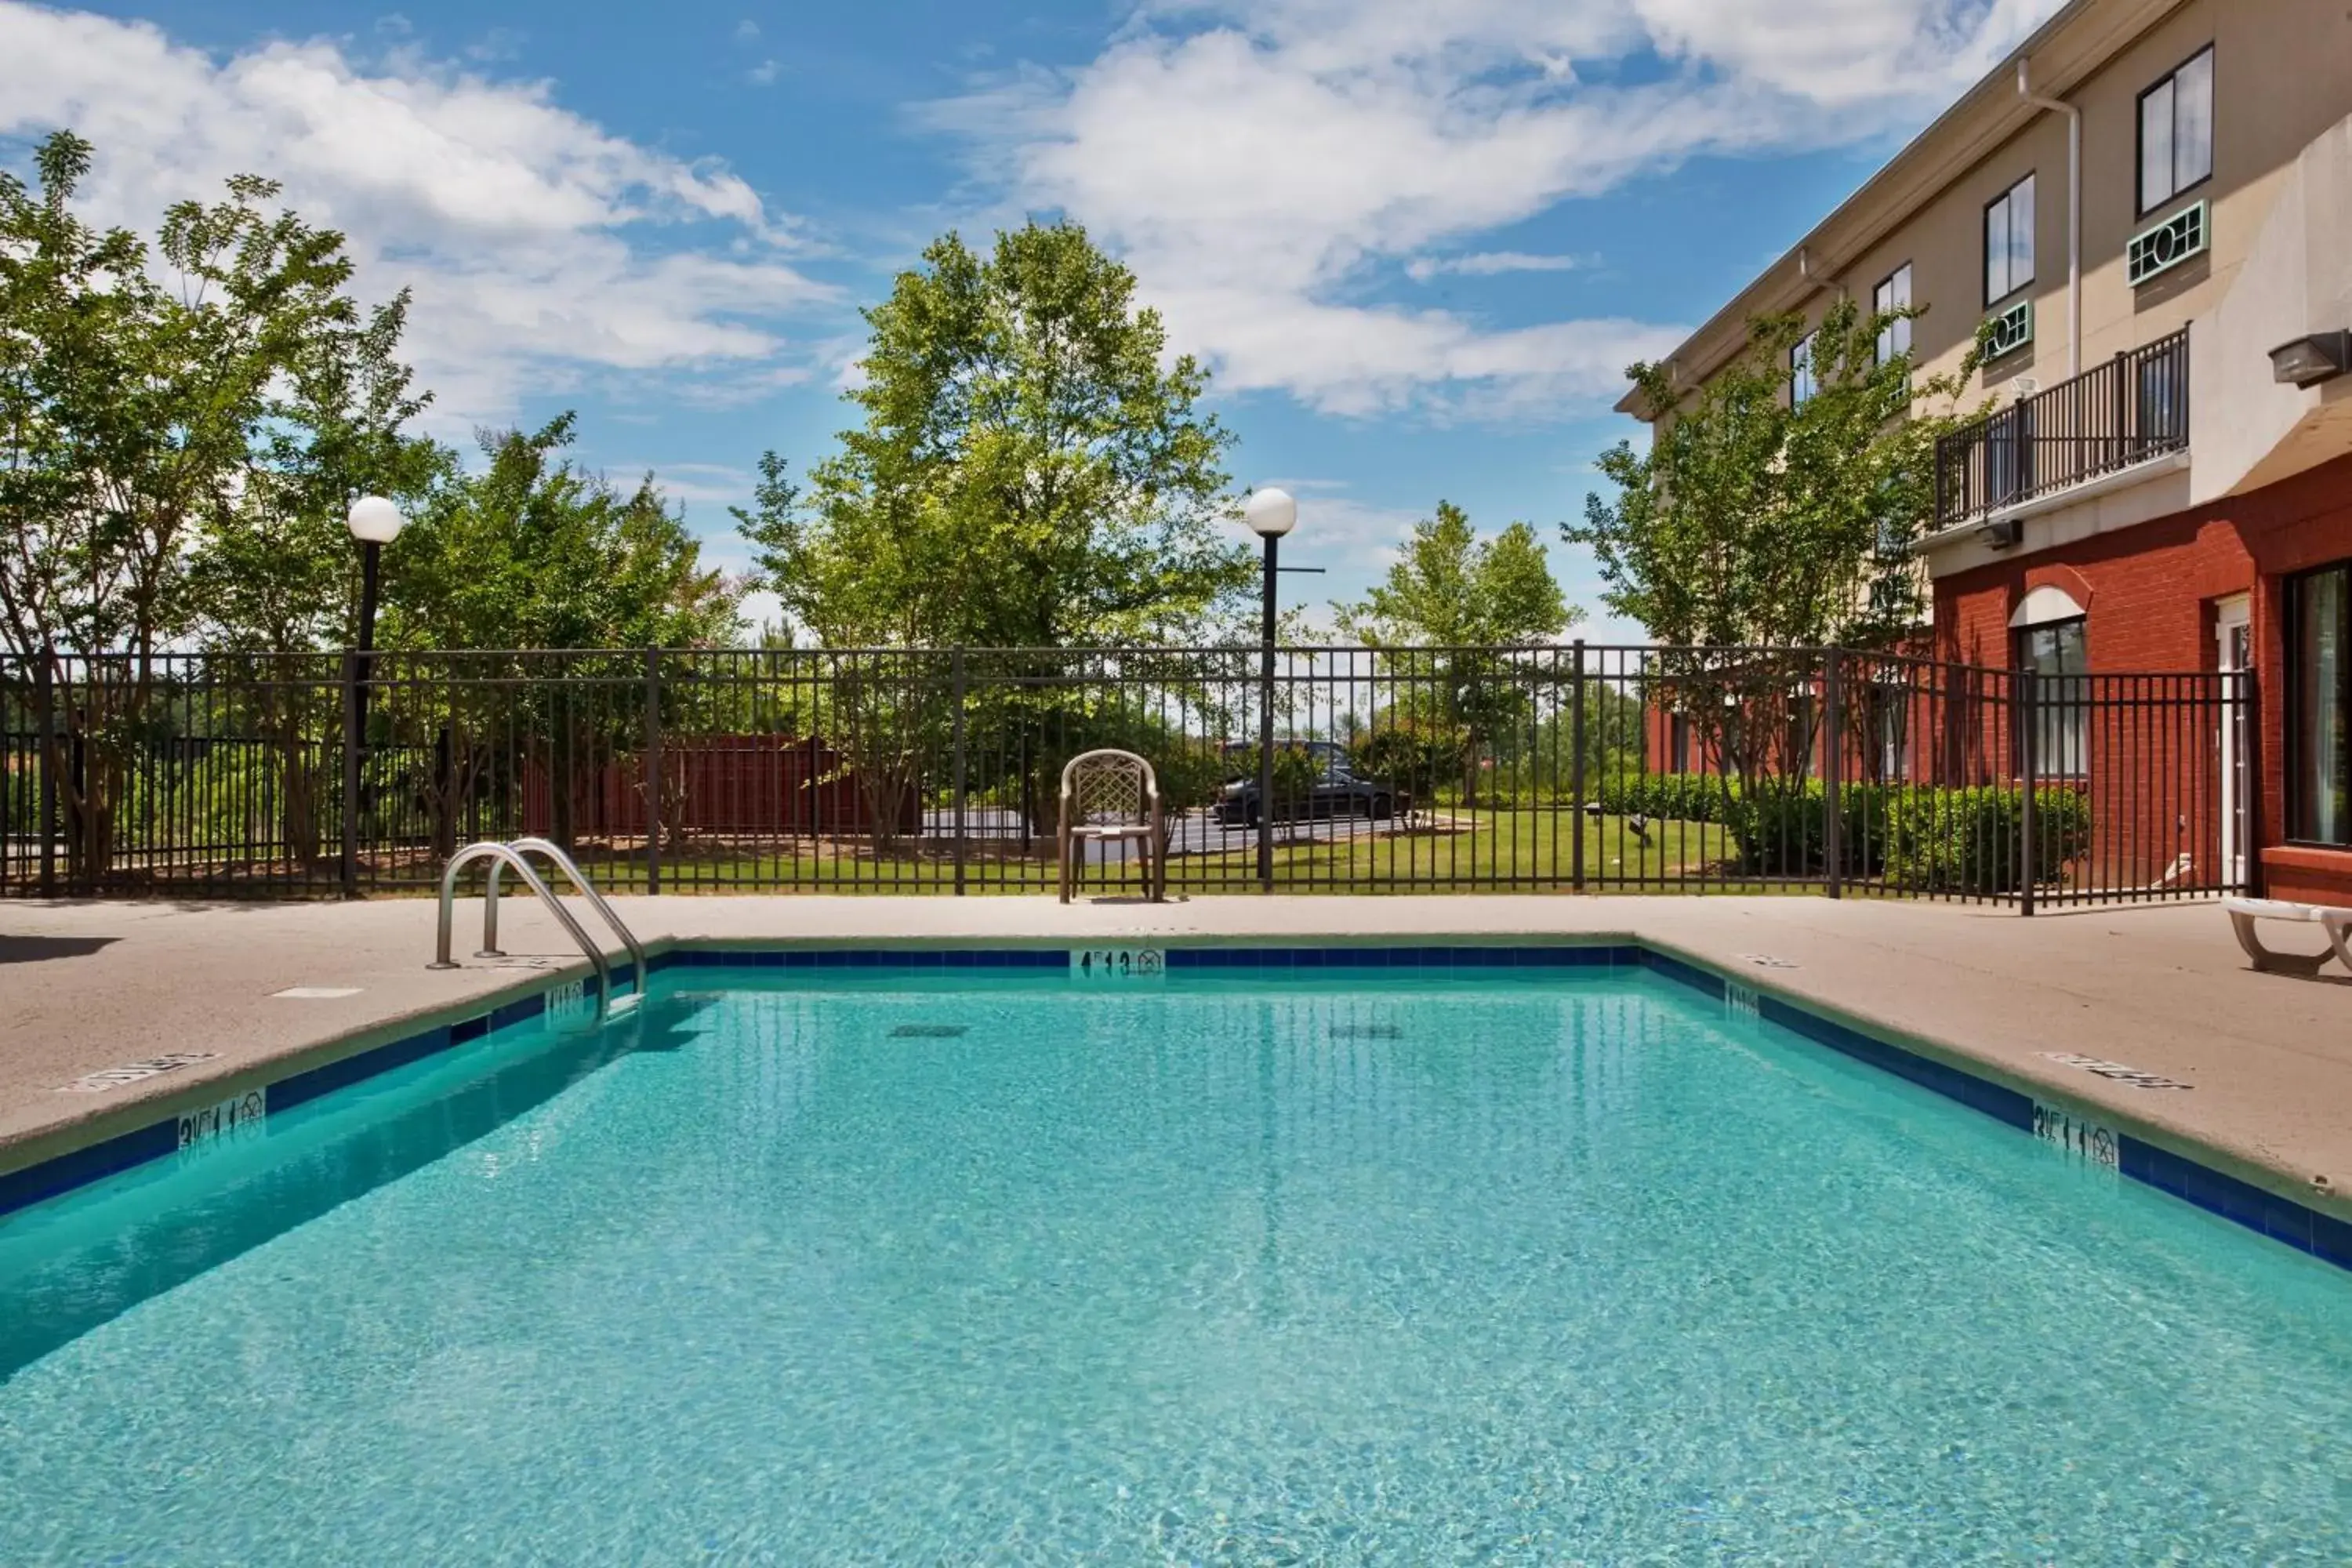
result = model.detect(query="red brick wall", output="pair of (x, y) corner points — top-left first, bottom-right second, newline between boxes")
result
(1933, 452), (2352, 902)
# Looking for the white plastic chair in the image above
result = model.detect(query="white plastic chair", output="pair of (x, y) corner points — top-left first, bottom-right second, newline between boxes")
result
(1057, 749), (1163, 904)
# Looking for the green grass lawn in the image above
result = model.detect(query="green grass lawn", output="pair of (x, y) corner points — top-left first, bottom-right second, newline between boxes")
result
(1158, 808), (1736, 891)
(428, 808), (1761, 895)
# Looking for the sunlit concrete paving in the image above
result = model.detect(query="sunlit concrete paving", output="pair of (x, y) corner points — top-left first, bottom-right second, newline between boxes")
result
(4, 893), (2349, 1231)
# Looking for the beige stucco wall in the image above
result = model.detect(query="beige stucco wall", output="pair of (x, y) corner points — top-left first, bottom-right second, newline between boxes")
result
(1768, 0), (2352, 418)
(2190, 112), (2352, 503)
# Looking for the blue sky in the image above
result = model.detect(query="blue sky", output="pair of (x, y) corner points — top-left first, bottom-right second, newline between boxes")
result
(1, 0), (2062, 640)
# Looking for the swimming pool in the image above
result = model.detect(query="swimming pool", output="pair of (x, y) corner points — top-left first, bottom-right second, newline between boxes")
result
(3, 959), (2349, 1562)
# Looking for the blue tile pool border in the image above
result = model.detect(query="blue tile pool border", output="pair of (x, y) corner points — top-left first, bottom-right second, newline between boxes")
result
(2, 940), (2347, 1275)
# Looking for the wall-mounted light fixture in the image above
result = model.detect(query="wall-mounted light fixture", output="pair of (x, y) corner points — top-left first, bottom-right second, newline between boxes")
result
(2268, 329), (2350, 388)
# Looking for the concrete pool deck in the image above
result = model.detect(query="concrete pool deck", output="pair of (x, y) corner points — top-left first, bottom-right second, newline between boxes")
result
(3, 894), (2349, 1232)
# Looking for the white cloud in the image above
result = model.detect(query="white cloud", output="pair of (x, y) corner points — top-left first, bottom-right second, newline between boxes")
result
(935, 0), (2064, 417)
(1406, 251), (1592, 281)
(735, 18), (760, 40)
(0, 2), (837, 429)
(622, 461), (757, 506)
(748, 59), (779, 87)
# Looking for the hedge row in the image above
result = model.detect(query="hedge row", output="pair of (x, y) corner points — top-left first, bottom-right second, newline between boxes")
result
(1594, 773), (2091, 894)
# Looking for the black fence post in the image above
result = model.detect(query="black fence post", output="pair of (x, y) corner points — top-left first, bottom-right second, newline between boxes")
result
(806, 731), (822, 855)
(2239, 660), (2264, 898)
(340, 648), (361, 898)
(951, 648), (968, 896)
(1823, 647), (1843, 899)
(643, 646), (662, 895)
(35, 652), (56, 898)
(2018, 667), (2038, 917)
(1570, 639), (1587, 893)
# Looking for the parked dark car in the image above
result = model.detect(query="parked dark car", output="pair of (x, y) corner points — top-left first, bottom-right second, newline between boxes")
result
(1214, 759), (1399, 827)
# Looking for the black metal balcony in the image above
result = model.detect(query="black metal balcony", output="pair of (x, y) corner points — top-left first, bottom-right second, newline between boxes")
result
(1933, 326), (2190, 532)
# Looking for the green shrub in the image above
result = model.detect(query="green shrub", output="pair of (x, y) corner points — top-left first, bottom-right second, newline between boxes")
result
(1882, 785), (2090, 895)
(1351, 719), (1465, 809)
(1587, 771), (2092, 891)
(1593, 771), (1740, 825)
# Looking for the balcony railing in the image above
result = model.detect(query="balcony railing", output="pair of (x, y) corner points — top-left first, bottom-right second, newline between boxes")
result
(1933, 327), (2190, 532)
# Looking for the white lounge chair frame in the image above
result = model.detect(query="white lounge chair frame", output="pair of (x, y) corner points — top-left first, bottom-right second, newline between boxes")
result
(2224, 896), (2352, 975)
(1057, 749), (1163, 905)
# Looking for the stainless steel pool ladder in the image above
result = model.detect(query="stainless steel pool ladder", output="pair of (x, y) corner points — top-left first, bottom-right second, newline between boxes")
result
(430, 839), (647, 1018)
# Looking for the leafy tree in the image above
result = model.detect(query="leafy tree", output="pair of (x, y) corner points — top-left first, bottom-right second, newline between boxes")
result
(1567, 293), (1980, 837)
(735, 221), (1250, 648)
(1351, 716), (1464, 825)
(387, 415), (739, 653)
(1568, 293), (1971, 653)
(0, 131), (150, 663)
(383, 415), (742, 852)
(180, 271), (445, 870)
(1, 134), (387, 663)
(189, 292), (445, 655)
(1335, 501), (1578, 805)
(736, 221), (1253, 834)
(0, 131), (426, 880)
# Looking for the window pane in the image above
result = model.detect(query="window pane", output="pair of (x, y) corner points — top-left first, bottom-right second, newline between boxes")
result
(2010, 176), (2035, 291)
(2174, 49), (2213, 190)
(1985, 200), (2010, 300)
(1791, 332), (1816, 405)
(2141, 77), (2175, 207)
(2023, 619), (2086, 776)
(1875, 264), (1912, 363)
(1874, 684), (1910, 782)
(2295, 568), (2349, 844)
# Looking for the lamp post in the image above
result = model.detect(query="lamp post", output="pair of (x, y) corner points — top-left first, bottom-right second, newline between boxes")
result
(345, 495), (405, 787)
(347, 495), (405, 655)
(1242, 487), (1297, 890)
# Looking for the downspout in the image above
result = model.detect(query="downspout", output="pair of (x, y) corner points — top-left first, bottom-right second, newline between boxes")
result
(2017, 59), (2081, 379)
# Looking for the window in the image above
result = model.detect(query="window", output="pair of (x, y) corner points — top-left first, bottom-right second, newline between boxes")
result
(2291, 564), (2350, 844)
(1870, 683), (1912, 783)
(1669, 712), (1691, 775)
(2018, 616), (2087, 777)
(1984, 174), (2035, 304)
(1791, 330), (1818, 406)
(1873, 263), (1912, 365)
(2139, 46), (2213, 214)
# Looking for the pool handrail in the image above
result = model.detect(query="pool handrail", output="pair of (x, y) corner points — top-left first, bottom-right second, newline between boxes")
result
(430, 841), (614, 1018)
(477, 837), (648, 982)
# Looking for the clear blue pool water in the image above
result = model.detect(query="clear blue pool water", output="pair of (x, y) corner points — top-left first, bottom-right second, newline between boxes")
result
(3, 966), (2350, 1564)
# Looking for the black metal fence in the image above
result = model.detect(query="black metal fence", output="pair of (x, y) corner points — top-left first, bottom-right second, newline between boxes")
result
(1934, 326), (2190, 531)
(0, 644), (2251, 907)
